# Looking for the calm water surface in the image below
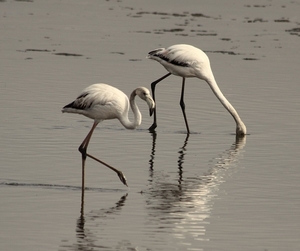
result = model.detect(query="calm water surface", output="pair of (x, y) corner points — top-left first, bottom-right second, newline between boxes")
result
(1, 0), (299, 250)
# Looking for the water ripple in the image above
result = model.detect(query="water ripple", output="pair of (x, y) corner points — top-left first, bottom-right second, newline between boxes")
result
(0, 181), (125, 193)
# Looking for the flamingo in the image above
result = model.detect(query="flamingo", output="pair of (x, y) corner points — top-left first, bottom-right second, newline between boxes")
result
(62, 83), (155, 189)
(147, 44), (246, 136)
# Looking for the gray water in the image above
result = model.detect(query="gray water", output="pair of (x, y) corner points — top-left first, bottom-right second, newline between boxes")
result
(1, 0), (299, 250)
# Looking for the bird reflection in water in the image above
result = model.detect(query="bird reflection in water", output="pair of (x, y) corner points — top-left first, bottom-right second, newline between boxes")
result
(148, 131), (157, 175)
(177, 134), (189, 185)
(60, 193), (128, 250)
(148, 131), (189, 186)
(146, 134), (246, 245)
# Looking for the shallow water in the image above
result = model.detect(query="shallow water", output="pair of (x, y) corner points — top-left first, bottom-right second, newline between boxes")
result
(1, 0), (300, 250)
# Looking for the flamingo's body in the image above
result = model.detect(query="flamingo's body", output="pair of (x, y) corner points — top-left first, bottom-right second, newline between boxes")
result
(62, 83), (155, 189)
(147, 44), (246, 136)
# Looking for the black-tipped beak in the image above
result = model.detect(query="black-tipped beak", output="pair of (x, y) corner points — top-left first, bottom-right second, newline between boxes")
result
(146, 97), (155, 117)
(149, 107), (154, 117)
(118, 172), (128, 187)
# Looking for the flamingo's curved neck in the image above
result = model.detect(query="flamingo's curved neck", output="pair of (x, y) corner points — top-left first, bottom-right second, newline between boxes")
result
(119, 91), (142, 130)
(204, 74), (246, 136)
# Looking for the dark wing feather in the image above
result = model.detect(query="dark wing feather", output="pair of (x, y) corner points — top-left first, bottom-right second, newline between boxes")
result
(63, 92), (93, 110)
